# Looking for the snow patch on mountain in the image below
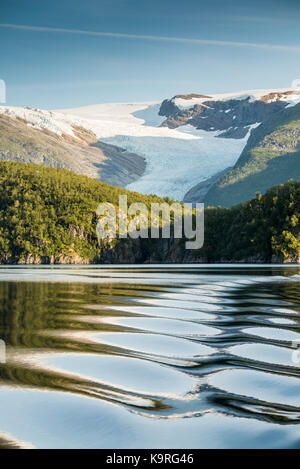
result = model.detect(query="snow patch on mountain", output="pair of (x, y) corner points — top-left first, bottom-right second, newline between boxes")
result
(59, 102), (165, 127)
(173, 88), (300, 110)
(0, 106), (76, 138)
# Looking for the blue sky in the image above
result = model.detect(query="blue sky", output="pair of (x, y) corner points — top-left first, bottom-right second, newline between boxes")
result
(1, 0), (300, 108)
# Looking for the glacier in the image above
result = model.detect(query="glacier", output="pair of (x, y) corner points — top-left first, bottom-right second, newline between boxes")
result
(57, 102), (251, 200)
(2, 88), (298, 200)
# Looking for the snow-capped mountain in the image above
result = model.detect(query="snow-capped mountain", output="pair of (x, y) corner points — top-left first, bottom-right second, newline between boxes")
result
(159, 88), (300, 137)
(1, 87), (300, 201)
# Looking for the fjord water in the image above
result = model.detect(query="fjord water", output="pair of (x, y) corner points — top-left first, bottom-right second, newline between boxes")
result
(0, 265), (299, 449)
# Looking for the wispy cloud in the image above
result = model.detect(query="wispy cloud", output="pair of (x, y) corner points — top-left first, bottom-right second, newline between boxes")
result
(224, 14), (300, 24)
(1, 23), (300, 52)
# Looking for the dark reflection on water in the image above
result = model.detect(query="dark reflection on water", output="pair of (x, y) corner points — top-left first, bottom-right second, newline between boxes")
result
(0, 265), (299, 449)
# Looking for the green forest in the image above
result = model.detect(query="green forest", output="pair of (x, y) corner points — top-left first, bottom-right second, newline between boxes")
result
(0, 160), (298, 264)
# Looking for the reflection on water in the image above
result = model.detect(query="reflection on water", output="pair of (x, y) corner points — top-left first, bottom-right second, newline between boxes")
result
(0, 265), (299, 449)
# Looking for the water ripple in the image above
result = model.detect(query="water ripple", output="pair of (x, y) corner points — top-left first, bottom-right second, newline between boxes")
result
(0, 265), (299, 448)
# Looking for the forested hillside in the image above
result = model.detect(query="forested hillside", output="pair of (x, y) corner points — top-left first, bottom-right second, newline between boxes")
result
(0, 161), (164, 264)
(0, 161), (298, 264)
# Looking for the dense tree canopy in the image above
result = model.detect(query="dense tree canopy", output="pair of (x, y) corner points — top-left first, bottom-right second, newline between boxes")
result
(0, 161), (298, 264)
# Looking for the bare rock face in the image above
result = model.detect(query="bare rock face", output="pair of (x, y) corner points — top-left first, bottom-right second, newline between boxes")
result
(54, 253), (90, 264)
(159, 95), (292, 138)
(16, 252), (90, 265)
(173, 93), (212, 100)
(17, 254), (42, 265)
(260, 90), (299, 103)
(159, 99), (181, 118)
(159, 94), (212, 118)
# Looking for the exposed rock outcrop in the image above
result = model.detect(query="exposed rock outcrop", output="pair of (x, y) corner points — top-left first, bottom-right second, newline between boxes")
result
(159, 96), (291, 138)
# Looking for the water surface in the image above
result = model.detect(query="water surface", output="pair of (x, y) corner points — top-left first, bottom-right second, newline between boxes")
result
(0, 265), (299, 449)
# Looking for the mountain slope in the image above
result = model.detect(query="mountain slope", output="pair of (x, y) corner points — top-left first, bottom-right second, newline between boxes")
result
(183, 167), (231, 204)
(159, 88), (300, 138)
(0, 113), (145, 187)
(204, 102), (300, 207)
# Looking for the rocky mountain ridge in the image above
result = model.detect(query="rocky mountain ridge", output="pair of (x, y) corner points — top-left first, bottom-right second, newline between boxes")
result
(159, 89), (300, 139)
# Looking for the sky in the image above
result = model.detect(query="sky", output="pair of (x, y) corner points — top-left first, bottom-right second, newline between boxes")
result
(1, 0), (300, 109)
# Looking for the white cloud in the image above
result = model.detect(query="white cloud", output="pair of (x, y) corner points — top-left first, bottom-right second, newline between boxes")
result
(1, 23), (300, 52)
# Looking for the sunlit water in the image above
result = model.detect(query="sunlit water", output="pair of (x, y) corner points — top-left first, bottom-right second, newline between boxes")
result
(0, 265), (299, 449)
